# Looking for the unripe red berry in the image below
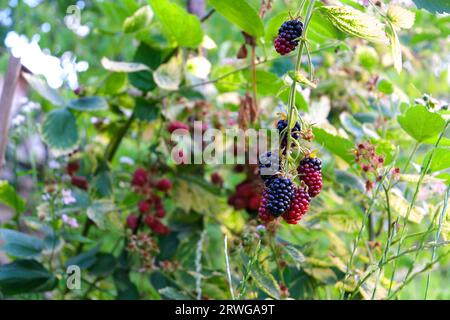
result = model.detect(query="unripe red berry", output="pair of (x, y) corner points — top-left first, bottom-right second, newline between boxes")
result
(156, 208), (166, 218)
(248, 195), (261, 211)
(66, 161), (80, 176)
(127, 214), (139, 230)
(138, 200), (150, 214)
(156, 178), (172, 192)
(211, 172), (224, 186)
(167, 121), (189, 134)
(71, 175), (89, 190)
(144, 214), (154, 226)
(132, 168), (148, 187)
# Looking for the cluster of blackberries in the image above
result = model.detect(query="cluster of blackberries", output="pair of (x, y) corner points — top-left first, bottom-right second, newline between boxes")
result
(127, 167), (172, 235)
(274, 19), (303, 55)
(228, 180), (262, 213)
(277, 119), (301, 148)
(258, 156), (322, 225)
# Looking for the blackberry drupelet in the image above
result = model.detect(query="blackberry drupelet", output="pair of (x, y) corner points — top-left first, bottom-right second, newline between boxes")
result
(258, 189), (274, 223)
(298, 157), (323, 198)
(266, 177), (295, 217)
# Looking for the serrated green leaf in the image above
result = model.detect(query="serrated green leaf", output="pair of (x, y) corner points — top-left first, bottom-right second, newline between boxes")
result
(319, 6), (388, 44)
(41, 108), (79, 152)
(209, 0), (264, 37)
(251, 265), (280, 299)
(398, 106), (446, 142)
(0, 181), (25, 213)
(123, 5), (153, 33)
(149, 0), (203, 48)
(67, 97), (108, 111)
(283, 245), (306, 269)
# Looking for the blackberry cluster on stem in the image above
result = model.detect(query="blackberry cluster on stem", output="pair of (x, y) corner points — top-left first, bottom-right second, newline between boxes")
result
(274, 19), (303, 55)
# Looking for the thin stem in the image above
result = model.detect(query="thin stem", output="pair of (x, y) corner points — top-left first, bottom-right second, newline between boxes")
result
(402, 141), (419, 173)
(388, 121), (449, 295)
(224, 236), (235, 300)
(284, 0), (316, 174)
(424, 187), (449, 299)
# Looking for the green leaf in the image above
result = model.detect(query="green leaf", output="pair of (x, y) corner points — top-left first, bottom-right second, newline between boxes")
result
(282, 245), (306, 270)
(0, 181), (25, 213)
(134, 98), (159, 121)
(102, 73), (128, 95)
(123, 5), (153, 33)
(0, 229), (44, 258)
(397, 105), (446, 142)
(251, 265), (280, 299)
(313, 127), (354, 163)
(209, 0), (264, 37)
(340, 112), (364, 138)
(153, 53), (183, 91)
(335, 170), (365, 193)
(425, 147), (450, 172)
(412, 0), (450, 14)
(243, 70), (282, 95)
(86, 200), (116, 230)
(88, 253), (117, 277)
(41, 108), (79, 151)
(148, 0), (203, 48)
(65, 247), (99, 269)
(377, 78), (394, 94)
(101, 57), (150, 73)
(67, 97), (109, 112)
(319, 6), (388, 44)
(22, 73), (65, 107)
(0, 260), (57, 296)
(159, 287), (192, 299)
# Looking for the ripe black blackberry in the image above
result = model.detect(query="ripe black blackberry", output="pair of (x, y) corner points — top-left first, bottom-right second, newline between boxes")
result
(298, 157), (322, 198)
(258, 151), (280, 186)
(274, 19), (303, 55)
(266, 177), (295, 217)
(277, 119), (301, 148)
